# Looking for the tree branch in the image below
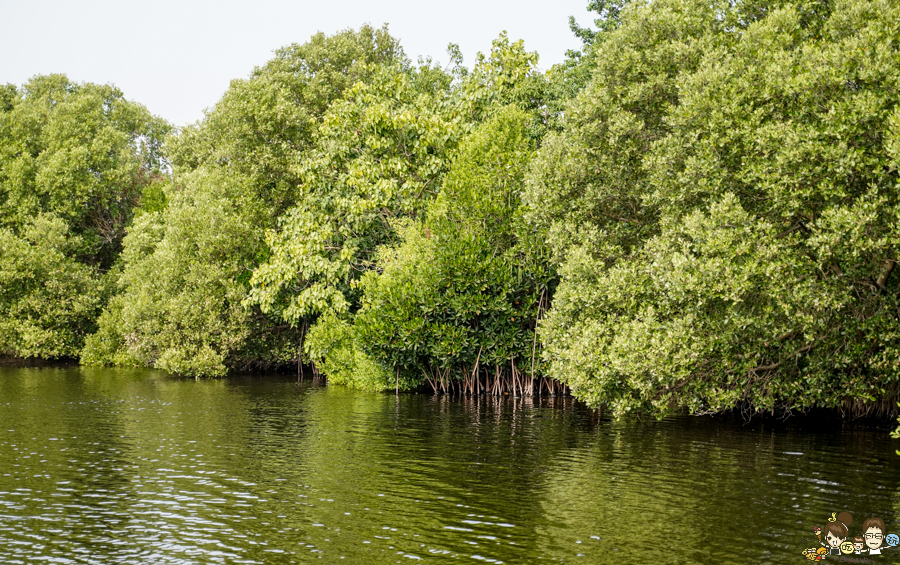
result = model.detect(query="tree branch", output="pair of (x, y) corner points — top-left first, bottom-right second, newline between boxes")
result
(602, 212), (642, 225)
(776, 222), (805, 239)
(750, 343), (815, 373)
(876, 260), (895, 290)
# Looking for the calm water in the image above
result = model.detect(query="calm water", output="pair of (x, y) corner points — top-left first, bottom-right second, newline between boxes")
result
(0, 366), (899, 564)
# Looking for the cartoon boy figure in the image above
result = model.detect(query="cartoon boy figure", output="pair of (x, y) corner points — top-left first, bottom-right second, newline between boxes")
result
(853, 536), (866, 554)
(863, 517), (886, 555)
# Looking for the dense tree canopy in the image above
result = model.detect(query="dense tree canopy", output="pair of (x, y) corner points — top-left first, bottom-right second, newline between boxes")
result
(0, 74), (168, 264)
(83, 25), (411, 374)
(167, 25), (405, 219)
(5, 3), (900, 420)
(247, 62), (460, 322)
(305, 106), (552, 390)
(0, 215), (107, 358)
(248, 32), (552, 326)
(81, 169), (301, 376)
(0, 75), (167, 359)
(351, 106), (554, 386)
(528, 0), (900, 415)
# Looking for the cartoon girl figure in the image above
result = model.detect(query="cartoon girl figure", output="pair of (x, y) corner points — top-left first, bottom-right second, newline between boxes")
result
(822, 512), (853, 555)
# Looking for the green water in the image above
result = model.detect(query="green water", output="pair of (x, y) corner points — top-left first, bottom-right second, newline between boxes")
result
(0, 366), (898, 564)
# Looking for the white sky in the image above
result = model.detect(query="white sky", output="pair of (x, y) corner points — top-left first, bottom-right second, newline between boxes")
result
(1, 0), (594, 128)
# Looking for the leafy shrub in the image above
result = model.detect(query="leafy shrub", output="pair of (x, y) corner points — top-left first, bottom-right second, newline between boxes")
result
(81, 169), (297, 376)
(322, 107), (554, 389)
(528, 0), (900, 415)
(0, 215), (106, 358)
(0, 74), (168, 267)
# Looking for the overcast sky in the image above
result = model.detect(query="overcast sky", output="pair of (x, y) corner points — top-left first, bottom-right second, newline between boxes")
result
(1, 0), (594, 127)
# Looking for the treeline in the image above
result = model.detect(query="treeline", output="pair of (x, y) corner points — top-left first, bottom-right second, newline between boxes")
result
(2, 0), (900, 418)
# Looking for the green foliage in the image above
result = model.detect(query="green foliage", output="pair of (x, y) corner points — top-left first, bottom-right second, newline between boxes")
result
(248, 62), (462, 323)
(556, 0), (632, 112)
(167, 25), (405, 220)
(0, 75), (166, 360)
(304, 312), (400, 391)
(570, 0), (629, 45)
(253, 24), (406, 119)
(0, 74), (169, 266)
(0, 215), (107, 358)
(249, 32), (555, 332)
(459, 33), (540, 115)
(336, 107), (554, 389)
(456, 32), (558, 136)
(79, 294), (138, 367)
(81, 169), (299, 376)
(11, 6), (895, 419)
(102, 30), (561, 380)
(83, 26), (405, 375)
(529, 0), (900, 415)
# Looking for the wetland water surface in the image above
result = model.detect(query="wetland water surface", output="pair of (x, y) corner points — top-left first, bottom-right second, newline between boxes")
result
(0, 366), (898, 564)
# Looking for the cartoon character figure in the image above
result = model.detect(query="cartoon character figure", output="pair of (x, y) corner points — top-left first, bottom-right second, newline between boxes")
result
(802, 547), (827, 561)
(814, 526), (822, 544)
(852, 536), (866, 554)
(863, 517), (886, 555)
(822, 512), (853, 555)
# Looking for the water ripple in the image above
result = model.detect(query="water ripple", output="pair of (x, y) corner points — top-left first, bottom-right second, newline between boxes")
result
(0, 368), (898, 564)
